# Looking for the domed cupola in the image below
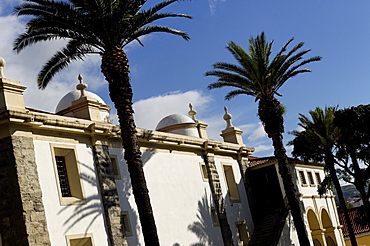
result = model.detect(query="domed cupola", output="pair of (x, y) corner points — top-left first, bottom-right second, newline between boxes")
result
(155, 114), (199, 137)
(155, 104), (209, 138)
(55, 75), (111, 123)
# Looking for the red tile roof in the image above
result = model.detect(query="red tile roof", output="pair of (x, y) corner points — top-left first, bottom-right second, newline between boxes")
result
(338, 207), (370, 237)
(248, 156), (325, 168)
(248, 156), (277, 168)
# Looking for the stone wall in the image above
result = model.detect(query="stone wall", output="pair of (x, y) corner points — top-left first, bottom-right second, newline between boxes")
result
(93, 144), (127, 246)
(202, 152), (234, 246)
(0, 136), (50, 246)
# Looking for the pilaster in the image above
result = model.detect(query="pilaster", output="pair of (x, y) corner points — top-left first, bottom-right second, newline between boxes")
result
(93, 144), (127, 246)
(0, 136), (51, 246)
(0, 78), (27, 113)
(202, 151), (234, 245)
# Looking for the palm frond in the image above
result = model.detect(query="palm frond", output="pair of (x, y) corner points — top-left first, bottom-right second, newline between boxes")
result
(14, 0), (191, 88)
(38, 41), (96, 89)
(125, 25), (189, 46)
(225, 90), (250, 100)
(206, 32), (321, 104)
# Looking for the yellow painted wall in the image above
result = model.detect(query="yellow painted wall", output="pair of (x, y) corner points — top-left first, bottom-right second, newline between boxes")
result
(345, 234), (370, 246)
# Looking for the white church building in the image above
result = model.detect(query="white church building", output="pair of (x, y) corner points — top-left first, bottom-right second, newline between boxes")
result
(0, 57), (344, 246)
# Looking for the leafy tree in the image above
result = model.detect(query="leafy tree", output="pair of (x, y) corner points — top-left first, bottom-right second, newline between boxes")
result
(206, 32), (321, 246)
(290, 106), (358, 246)
(334, 105), (370, 225)
(13, 0), (192, 244)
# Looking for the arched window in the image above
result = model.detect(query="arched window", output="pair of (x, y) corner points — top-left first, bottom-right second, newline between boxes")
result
(326, 236), (336, 246)
(307, 209), (322, 245)
(321, 209), (333, 228)
(313, 238), (322, 246)
(321, 209), (337, 245)
(307, 209), (320, 231)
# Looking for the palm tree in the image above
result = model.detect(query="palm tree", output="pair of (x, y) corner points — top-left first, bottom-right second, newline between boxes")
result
(290, 107), (358, 246)
(13, 0), (192, 245)
(206, 32), (321, 246)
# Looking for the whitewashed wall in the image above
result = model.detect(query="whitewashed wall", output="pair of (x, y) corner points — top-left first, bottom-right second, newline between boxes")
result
(34, 140), (110, 246)
(113, 147), (253, 246)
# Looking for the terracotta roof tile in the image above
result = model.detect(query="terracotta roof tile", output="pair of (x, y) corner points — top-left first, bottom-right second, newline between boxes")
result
(248, 156), (325, 168)
(248, 156), (277, 168)
(338, 207), (370, 237)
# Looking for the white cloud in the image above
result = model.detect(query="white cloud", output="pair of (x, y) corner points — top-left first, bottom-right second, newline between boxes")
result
(239, 122), (267, 141)
(133, 90), (212, 130)
(208, 0), (226, 14)
(0, 14), (108, 113)
(285, 144), (293, 156)
(201, 114), (227, 141)
(294, 125), (304, 132)
(253, 144), (274, 156)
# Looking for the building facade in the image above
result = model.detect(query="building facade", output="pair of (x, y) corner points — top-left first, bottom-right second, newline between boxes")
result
(0, 57), (344, 245)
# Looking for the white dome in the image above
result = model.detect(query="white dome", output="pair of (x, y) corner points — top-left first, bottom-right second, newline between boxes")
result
(155, 114), (199, 137)
(56, 90), (106, 113)
(156, 114), (194, 130)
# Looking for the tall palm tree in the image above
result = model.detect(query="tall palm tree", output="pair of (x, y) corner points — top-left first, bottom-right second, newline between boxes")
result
(13, 0), (191, 245)
(290, 107), (358, 246)
(206, 32), (321, 246)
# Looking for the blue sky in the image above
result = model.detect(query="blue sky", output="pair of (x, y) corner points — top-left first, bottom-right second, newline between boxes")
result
(1, 0), (370, 157)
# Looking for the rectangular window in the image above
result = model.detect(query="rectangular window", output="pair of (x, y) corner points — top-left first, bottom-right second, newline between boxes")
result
(110, 155), (121, 180)
(55, 156), (72, 197)
(210, 207), (220, 227)
(51, 144), (85, 205)
(122, 211), (133, 236)
(299, 171), (307, 186)
(66, 233), (94, 246)
(199, 163), (208, 181)
(308, 172), (315, 186)
(223, 164), (240, 202)
(315, 172), (321, 185)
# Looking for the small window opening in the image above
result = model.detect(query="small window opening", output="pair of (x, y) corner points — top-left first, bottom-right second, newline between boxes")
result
(308, 172), (315, 186)
(299, 171), (307, 186)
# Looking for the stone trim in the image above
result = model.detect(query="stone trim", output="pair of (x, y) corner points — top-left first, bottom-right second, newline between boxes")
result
(0, 110), (254, 156)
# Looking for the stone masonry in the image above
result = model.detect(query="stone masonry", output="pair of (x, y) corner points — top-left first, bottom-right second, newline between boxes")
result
(93, 144), (127, 246)
(0, 136), (51, 246)
(202, 151), (234, 246)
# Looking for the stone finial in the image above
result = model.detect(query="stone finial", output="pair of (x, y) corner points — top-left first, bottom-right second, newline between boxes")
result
(76, 74), (88, 98)
(221, 107), (244, 145)
(223, 106), (233, 128)
(188, 103), (198, 122)
(0, 57), (6, 78)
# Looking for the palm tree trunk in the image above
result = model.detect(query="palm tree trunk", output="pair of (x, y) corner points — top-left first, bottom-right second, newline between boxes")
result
(258, 98), (311, 246)
(101, 47), (160, 245)
(325, 153), (358, 246)
(271, 134), (311, 246)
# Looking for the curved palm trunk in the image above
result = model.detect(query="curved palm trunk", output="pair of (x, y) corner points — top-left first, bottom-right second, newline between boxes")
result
(258, 98), (311, 246)
(102, 47), (160, 245)
(325, 153), (358, 246)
